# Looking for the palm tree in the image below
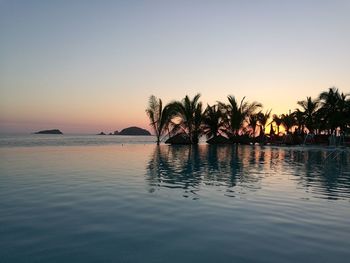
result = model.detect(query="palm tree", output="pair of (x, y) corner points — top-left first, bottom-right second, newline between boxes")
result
(280, 113), (295, 134)
(336, 92), (350, 133)
(146, 95), (173, 145)
(272, 114), (282, 135)
(248, 113), (259, 137)
(220, 96), (262, 138)
(297, 96), (319, 133)
(344, 94), (350, 134)
(318, 87), (341, 134)
(168, 94), (203, 144)
(257, 110), (271, 138)
(202, 104), (225, 139)
(293, 109), (305, 134)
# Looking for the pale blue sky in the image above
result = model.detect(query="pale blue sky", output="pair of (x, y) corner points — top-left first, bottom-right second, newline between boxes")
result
(1, 0), (349, 133)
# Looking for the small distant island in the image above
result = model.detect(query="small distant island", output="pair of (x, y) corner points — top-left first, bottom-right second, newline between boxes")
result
(34, 129), (63, 134)
(98, 126), (151, 136)
(118, 126), (151, 136)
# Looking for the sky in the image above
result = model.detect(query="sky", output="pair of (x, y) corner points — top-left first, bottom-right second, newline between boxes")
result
(1, 0), (349, 134)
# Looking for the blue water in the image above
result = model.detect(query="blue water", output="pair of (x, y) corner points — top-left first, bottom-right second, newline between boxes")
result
(0, 134), (156, 147)
(1, 135), (350, 262)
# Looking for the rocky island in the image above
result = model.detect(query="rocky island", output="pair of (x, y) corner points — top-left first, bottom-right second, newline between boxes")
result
(118, 126), (151, 136)
(96, 127), (151, 136)
(34, 129), (63, 134)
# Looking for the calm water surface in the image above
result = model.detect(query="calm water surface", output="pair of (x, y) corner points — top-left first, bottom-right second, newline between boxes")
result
(1, 136), (350, 262)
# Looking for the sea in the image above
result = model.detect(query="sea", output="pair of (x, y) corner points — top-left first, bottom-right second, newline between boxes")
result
(1, 134), (350, 262)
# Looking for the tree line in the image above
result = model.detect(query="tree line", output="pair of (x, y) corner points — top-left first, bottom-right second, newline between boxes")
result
(146, 87), (350, 145)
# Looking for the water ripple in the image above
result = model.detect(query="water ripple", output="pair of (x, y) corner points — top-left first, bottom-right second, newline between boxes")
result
(1, 144), (350, 262)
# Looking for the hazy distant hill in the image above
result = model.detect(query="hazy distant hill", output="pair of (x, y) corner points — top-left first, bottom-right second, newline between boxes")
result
(118, 126), (151, 136)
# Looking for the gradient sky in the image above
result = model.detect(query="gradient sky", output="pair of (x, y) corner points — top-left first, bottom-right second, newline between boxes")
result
(1, 0), (349, 134)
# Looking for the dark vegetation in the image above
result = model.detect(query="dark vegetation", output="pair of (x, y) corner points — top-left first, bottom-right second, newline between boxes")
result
(146, 87), (350, 145)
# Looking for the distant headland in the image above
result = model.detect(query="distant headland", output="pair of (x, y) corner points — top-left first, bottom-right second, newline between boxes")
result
(97, 126), (151, 136)
(34, 129), (63, 134)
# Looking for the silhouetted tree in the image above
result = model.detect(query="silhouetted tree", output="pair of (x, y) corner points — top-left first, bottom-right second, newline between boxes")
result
(248, 113), (259, 137)
(146, 95), (174, 144)
(318, 87), (342, 134)
(202, 104), (225, 139)
(297, 96), (319, 133)
(220, 96), (262, 138)
(257, 109), (271, 138)
(281, 113), (295, 134)
(272, 114), (283, 135)
(168, 94), (203, 144)
(146, 86), (350, 144)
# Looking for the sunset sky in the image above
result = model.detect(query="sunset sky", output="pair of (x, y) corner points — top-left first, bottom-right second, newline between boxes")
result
(1, 0), (349, 134)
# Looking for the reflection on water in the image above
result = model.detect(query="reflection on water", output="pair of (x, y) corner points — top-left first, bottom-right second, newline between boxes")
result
(1, 144), (350, 262)
(147, 145), (350, 200)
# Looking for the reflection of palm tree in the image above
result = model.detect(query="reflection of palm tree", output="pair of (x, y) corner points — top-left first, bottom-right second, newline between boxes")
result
(146, 146), (172, 190)
(202, 104), (225, 140)
(146, 145), (202, 191)
(220, 96), (262, 138)
(146, 145), (244, 194)
(146, 95), (174, 145)
(146, 145), (350, 199)
(168, 94), (203, 144)
(207, 145), (219, 171)
(297, 150), (350, 199)
(228, 146), (240, 187)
